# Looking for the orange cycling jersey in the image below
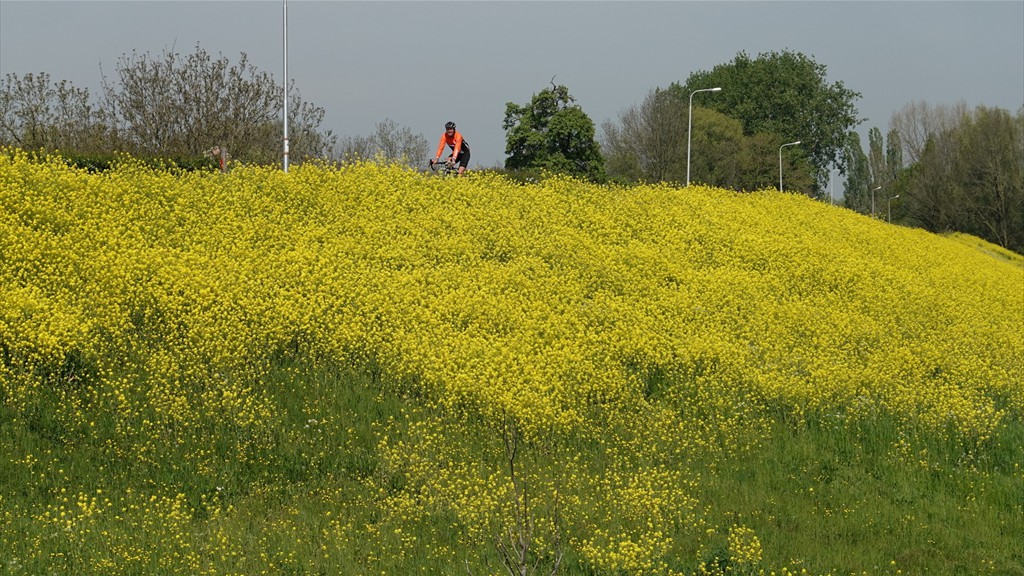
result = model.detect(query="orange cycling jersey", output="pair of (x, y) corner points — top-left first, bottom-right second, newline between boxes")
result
(435, 131), (469, 160)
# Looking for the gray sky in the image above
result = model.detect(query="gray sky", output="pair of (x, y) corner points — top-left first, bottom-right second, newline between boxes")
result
(2, 1), (1022, 174)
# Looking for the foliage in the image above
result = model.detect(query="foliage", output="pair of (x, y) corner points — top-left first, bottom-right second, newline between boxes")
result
(601, 87), (687, 183)
(842, 131), (871, 214)
(1, 150), (1022, 574)
(673, 50), (863, 195)
(336, 117), (428, 168)
(844, 128), (905, 219)
(600, 89), (816, 192)
(686, 108), (744, 188)
(100, 44), (335, 164)
(0, 72), (112, 154)
(0, 45), (337, 165)
(888, 100), (969, 166)
(503, 82), (605, 182)
(893, 104), (1024, 253)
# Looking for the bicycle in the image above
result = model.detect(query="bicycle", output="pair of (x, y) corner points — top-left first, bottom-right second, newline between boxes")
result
(429, 157), (459, 177)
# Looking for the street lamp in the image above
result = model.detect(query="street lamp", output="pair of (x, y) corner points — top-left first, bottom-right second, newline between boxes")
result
(778, 141), (801, 191)
(282, 0), (290, 173)
(686, 87), (722, 187)
(871, 185), (882, 217)
(888, 194), (900, 222)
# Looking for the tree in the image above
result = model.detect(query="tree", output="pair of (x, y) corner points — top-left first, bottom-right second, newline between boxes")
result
(369, 118), (428, 167)
(903, 132), (961, 233)
(688, 107), (745, 188)
(100, 44), (335, 164)
(842, 131), (871, 215)
(738, 132), (785, 192)
(896, 103), (1023, 252)
(602, 93), (811, 192)
(336, 118), (427, 168)
(1, 45), (337, 166)
(856, 126), (909, 221)
(673, 50), (863, 195)
(867, 127), (886, 187)
(0, 72), (111, 153)
(885, 128), (904, 178)
(862, 126), (903, 216)
(503, 81), (604, 182)
(889, 100), (968, 165)
(601, 89), (798, 190)
(951, 106), (1023, 251)
(600, 116), (643, 183)
(336, 134), (373, 162)
(600, 87), (686, 183)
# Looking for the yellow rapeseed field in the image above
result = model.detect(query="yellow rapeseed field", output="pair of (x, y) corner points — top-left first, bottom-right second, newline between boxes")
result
(1, 149), (1021, 574)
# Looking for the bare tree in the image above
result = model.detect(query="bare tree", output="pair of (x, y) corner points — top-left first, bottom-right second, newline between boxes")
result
(0, 72), (111, 153)
(493, 414), (563, 576)
(601, 87), (686, 183)
(953, 106), (1024, 251)
(889, 100), (968, 165)
(100, 44), (335, 164)
(335, 118), (427, 168)
(371, 118), (428, 166)
(336, 134), (373, 161)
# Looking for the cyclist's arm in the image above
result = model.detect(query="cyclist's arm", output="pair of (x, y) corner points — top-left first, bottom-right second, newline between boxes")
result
(434, 135), (448, 159)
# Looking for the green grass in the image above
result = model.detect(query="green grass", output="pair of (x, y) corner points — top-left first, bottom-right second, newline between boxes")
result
(699, 413), (1024, 575)
(4, 358), (1021, 575)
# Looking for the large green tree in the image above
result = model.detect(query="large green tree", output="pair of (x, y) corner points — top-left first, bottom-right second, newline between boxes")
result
(503, 82), (604, 182)
(673, 50), (862, 195)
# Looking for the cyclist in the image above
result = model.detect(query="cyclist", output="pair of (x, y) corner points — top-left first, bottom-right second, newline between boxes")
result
(430, 121), (470, 176)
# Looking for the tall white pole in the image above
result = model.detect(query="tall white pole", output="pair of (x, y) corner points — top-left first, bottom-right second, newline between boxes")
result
(686, 87), (721, 187)
(778, 140), (801, 191)
(282, 0), (289, 172)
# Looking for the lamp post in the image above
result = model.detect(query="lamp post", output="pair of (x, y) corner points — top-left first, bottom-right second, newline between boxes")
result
(686, 87), (721, 187)
(888, 194), (900, 222)
(282, 0), (290, 173)
(778, 141), (801, 191)
(871, 185), (882, 217)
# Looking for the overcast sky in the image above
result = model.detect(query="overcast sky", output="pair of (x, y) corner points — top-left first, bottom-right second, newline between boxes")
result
(2, 1), (1022, 173)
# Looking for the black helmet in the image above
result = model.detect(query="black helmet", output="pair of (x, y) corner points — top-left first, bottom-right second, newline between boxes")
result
(445, 121), (456, 130)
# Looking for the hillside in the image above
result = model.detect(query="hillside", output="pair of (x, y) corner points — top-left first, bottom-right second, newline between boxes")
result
(1, 151), (1022, 575)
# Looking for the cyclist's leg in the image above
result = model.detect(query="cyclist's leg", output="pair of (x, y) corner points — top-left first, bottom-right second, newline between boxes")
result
(456, 149), (470, 175)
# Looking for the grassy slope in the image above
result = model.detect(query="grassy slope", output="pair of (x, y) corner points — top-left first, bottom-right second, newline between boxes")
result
(1, 154), (1022, 575)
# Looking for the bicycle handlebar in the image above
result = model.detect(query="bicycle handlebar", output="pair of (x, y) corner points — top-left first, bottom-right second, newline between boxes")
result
(429, 158), (456, 172)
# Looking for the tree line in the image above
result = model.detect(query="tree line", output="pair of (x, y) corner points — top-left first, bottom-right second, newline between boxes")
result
(2, 44), (1020, 253)
(503, 51), (1022, 253)
(0, 44), (425, 169)
(844, 103), (1023, 253)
